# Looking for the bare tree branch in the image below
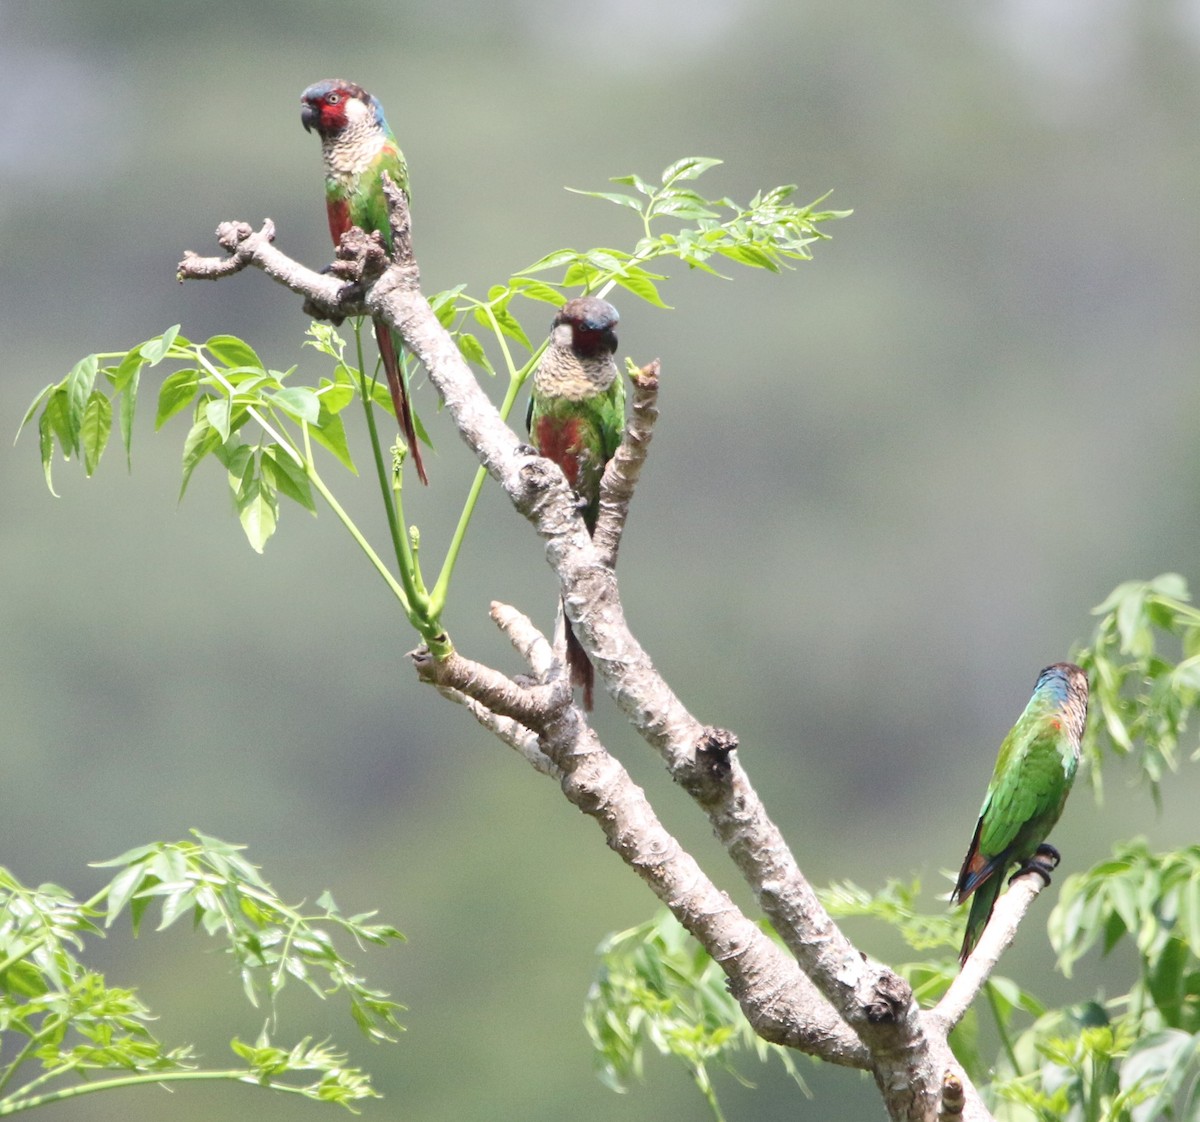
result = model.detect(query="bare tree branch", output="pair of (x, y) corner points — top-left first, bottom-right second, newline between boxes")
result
(176, 194), (1000, 1119)
(412, 601), (870, 1068)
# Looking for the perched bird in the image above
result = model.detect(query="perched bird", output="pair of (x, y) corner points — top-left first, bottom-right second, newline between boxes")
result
(300, 79), (427, 484)
(951, 662), (1089, 964)
(527, 297), (625, 709)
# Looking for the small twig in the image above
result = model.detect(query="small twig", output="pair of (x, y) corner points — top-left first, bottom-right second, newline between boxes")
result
(593, 358), (661, 569)
(177, 219), (363, 321)
(410, 647), (562, 731)
(490, 601), (557, 682)
(433, 685), (561, 778)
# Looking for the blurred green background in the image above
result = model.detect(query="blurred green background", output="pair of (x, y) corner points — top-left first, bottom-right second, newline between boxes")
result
(3, 1), (1200, 1118)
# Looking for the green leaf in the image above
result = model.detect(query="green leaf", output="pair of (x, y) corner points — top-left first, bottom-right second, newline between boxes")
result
(317, 365), (358, 414)
(456, 331), (494, 374)
(44, 386), (76, 458)
(117, 368), (141, 468)
(80, 390), (113, 476)
(206, 334), (265, 371)
(18, 382), (55, 440)
(517, 248), (581, 276)
(508, 277), (565, 306)
(661, 157), (723, 185)
(179, 417), (220, 500)
(65, 353), (99, 443)
(262, 446), (316, 513)
(141, 325), (181, 365)
(37, 405), (58, 495)
(565, 188), (644, 212)
(612, 268), (671, 309)
(717, 243), (782, 270)
(156, 369), (201, 429)
(649, 195), (721, 222)
(206, 396), (233, 443)
(608, 172), (655, 196)
(428, 284), (467, 328)
(268, 387), (321, 425)
(309, 406), (356, 473)
(236, 470), (278, 554)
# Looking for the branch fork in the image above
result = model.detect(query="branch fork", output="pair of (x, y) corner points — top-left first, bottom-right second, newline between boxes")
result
(177, 185), (1053, 1122)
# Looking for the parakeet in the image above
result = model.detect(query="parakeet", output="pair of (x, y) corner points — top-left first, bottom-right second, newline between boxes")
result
(301, 78), (427, 484)
(526, 297), (625, 709)
(951, 661), (1089, 964)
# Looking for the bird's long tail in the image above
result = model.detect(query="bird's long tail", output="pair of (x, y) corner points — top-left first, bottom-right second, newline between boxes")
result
(564, 607), (595, 711)
(374, 319), (429, 485)
(959, 874), (1003, 965)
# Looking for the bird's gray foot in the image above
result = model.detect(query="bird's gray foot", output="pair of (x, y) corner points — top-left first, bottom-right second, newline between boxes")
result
(516, 443), (538, 457)
(1010, 845), (1060, 888)
(1034, 843), (1061, 868)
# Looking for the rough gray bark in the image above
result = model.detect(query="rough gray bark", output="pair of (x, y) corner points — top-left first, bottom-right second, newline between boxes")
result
(176, 190), (1052, 1122)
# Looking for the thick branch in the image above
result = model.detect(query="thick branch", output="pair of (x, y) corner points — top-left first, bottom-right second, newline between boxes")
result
(178, 202), (990, 1120)
(413, 605), (869, 1069)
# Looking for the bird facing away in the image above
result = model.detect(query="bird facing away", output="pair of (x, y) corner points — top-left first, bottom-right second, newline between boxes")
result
(526, 297), (625, 709)
(300, 78), (428, 484)
(951, 661), (1089, 965)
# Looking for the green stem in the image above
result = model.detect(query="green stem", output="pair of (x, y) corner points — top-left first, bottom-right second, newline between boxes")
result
(985, 981), (1022, 1077)
(0, 1069), (311, 1116)
(0, 1031), (49, 1098)
(305, 458), (410, 607)
(427, 361), (532, 614)
(349, 322), (437, 637)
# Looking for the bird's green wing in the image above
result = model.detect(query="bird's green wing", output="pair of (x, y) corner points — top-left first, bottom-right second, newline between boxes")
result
(598, 368), (626, 460)
(354, 142), (410, 248)
(976, 718), (1075, 859)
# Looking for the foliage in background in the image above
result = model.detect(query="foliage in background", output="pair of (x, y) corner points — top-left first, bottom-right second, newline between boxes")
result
(584, 576), (1200, 1119)
(14, 159), (846, 1118)
(584, 913), (808, 1122)
(19, 149), (1200, 1118)
(19, 158), (845, 660)
(0, 832), (402, 1115)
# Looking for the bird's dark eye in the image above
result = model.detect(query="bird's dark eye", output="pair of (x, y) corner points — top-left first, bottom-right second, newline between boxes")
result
(326, 93), (341, 105)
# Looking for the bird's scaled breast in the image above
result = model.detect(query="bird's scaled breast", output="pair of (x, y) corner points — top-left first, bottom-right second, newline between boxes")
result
(321, 128), (386, 190)
(533, 356), (617, 402)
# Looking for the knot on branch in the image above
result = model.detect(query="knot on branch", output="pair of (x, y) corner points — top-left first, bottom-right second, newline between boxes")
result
(863, 970), (912, 1024)
(515, 455), (576, 525)
(630, 358), (660, 393)
(218, 220), (263, 252)
(695, 725), (739, 781)
(938, 1070), (965, 1120)
(331, 226), (391, 284)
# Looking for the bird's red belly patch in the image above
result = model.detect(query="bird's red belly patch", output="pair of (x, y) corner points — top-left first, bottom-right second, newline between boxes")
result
(326, 198), (352, 244)
(535, 417), (583, 488)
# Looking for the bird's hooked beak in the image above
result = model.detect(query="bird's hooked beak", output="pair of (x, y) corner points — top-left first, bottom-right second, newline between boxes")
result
(300, 100), (319, 134)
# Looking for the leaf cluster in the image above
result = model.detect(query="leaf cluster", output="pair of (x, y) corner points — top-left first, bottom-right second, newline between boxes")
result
(0, 832), (404, 1114)
(584, 912), (809, 1122)
(1074, 573), (1200, 801)
(436, 158), (847, 389)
